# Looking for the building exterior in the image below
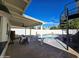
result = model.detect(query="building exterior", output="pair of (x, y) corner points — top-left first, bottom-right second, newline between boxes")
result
(0, 0), (43, 57)
(75, 0), (79, 12)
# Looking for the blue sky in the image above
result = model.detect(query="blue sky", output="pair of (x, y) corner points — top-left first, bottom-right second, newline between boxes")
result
(24, 0), (75, 28)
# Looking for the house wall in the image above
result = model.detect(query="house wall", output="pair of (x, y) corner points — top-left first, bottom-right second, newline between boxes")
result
(0, 17), (2, 41)
(0, 15), (11, 57)
(76, 1), (79, 12)
(1, 16), (10, 42)
(0, 16), (3, 42)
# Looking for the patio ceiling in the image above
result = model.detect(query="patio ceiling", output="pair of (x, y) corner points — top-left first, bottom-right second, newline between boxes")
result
(2, 0), (43, 27)
(9, 11), (43, 27)
(2, 0), (29, 15)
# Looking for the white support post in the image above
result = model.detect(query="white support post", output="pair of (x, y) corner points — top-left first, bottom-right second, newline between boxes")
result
(30, 27), (31, 36)
(25, 27), (26, 36)
(29, 27), (31, 41)
(40, 25), (44, 45)
(41, 25), (43, 38)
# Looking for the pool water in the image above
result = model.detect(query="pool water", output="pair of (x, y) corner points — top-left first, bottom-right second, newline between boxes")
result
(38, 34), (67, 50)
(38, 34), (58, 41)
(43, 34), (58, 39)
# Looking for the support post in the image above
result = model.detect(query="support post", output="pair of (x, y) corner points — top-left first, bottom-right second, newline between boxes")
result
(25, 27), (26, 35)
(65, 7), (69, 50)
(29, 27), (31, 41)
(40, 25), (43, 45)
(41, 25), (43, 38)
(30, 27), (31, 36)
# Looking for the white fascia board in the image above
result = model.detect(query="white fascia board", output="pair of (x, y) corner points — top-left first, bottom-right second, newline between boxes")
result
(23, 14), (45, 24)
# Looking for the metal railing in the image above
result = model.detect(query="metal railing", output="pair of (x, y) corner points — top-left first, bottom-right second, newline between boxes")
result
(60, 0), (79, 50)
(60, 1), (79, 20)
(68, 6), (79, 15)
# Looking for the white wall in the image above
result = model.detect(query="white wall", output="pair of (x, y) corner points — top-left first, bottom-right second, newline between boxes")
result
(11, 28), (78, 36)
(0, 17), (2, 41)
(11, 29), (27, 35)
(1, 16), (10, 42)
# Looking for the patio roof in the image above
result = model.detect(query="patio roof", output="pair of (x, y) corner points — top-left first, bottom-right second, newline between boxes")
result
(9, 11), (43, 27)
(1, 0), (43, 27)
(2, 0), (30, 15)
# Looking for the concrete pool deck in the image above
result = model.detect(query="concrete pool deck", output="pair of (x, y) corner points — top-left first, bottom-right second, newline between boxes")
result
(5, 39), (78, 58)
(44, 38), (79, 57)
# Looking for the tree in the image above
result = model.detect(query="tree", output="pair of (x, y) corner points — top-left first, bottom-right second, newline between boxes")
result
(60, 18), (79, 29)
(60, 19), (67, 29)
(69, 18), (79, 29)
(31, 26), (35, 29)
(50, 26), (60, 29)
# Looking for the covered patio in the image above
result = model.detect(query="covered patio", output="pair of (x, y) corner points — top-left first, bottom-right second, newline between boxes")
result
(5, 38), (77, 58)
(0, 0), (43, 57)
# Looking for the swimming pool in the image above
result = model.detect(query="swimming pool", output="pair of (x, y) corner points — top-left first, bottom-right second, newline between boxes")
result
(38, 34), (67, 50)
(43, 34), (58, 39)
(38, 34), (58, 42)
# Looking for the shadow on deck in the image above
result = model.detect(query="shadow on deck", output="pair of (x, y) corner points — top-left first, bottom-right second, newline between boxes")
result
(5, 39), (77, 58)
(57, 31), (79, 53)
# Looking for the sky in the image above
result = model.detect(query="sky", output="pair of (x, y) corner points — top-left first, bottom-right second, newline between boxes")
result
(24, 0), (75, 28)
